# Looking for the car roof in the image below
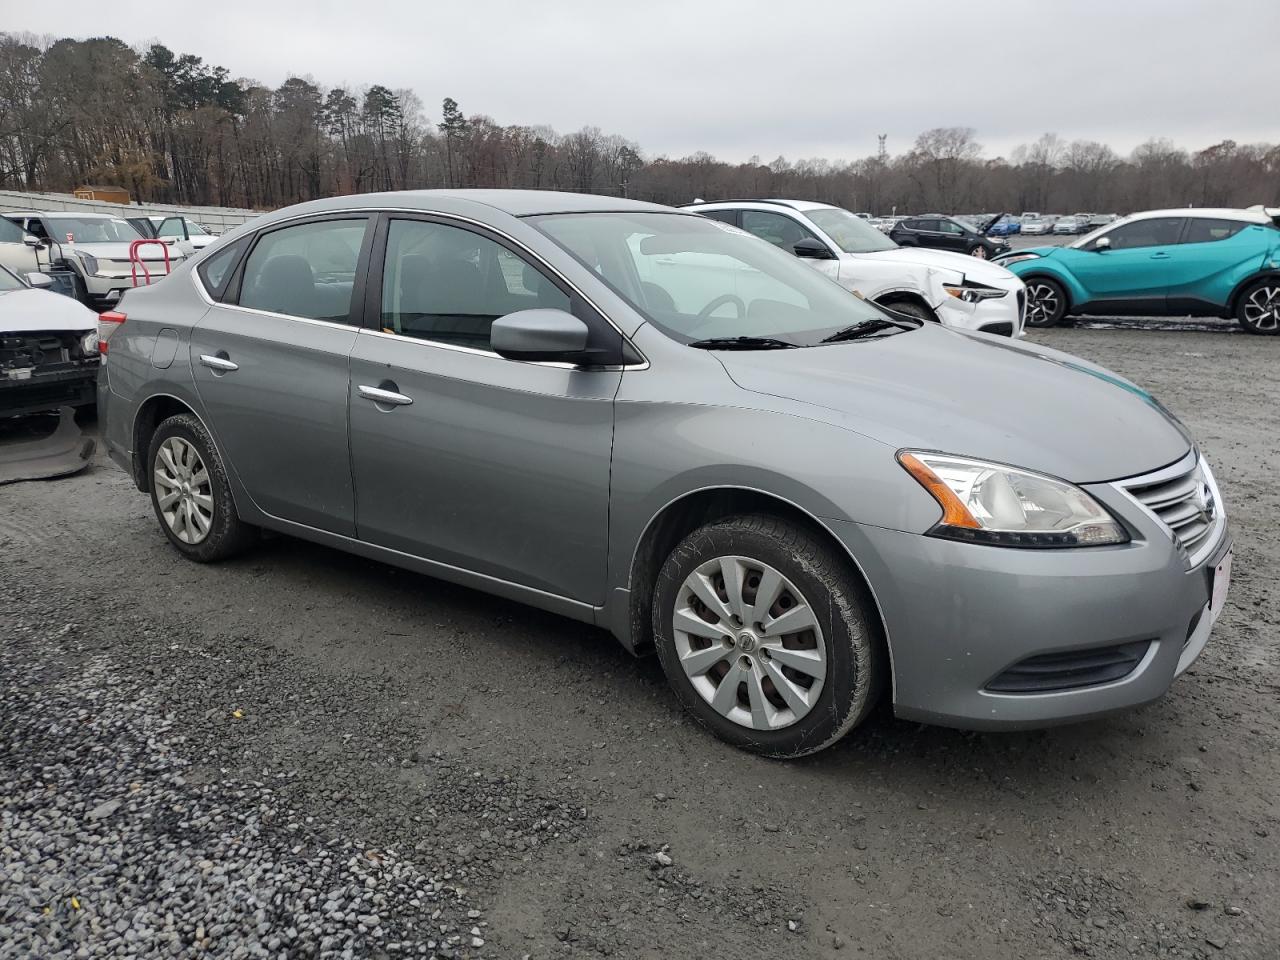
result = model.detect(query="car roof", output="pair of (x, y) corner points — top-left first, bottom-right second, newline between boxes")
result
(682, 199), (838, 213)
(1128, 207), (1270, 224)
(259, 189), (672, 223)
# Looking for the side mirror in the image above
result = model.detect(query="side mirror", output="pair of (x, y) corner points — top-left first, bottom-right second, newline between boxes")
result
(491, 309), (590, 363)
(1093, 237), (1111, 252)
(792, 238), (834, 260)
(22, 234), (40, 247)
(26, 272), (54, 288)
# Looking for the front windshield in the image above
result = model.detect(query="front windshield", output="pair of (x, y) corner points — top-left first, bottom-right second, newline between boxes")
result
(805, 207), (897, 254)
(530, 212), (898, 346)
(0, 265), (24, 292)
(47, 217), (142, 243)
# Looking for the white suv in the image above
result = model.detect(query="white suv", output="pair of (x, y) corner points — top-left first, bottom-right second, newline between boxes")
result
(5, 212), (185, 309)
(684, 199), (1026, 336)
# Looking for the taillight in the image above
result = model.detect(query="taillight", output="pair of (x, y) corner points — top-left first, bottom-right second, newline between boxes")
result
(98, 310), (126, 355)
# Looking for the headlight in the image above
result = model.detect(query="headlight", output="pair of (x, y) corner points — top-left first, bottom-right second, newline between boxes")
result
(80, 331), (99, 355)
(76, 252), (101, 276)
(943, 282), (1007, 303)
(898, 451), (1129, 547)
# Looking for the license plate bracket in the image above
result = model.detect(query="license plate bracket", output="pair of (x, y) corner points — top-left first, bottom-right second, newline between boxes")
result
(1210, 551), (1232, 615)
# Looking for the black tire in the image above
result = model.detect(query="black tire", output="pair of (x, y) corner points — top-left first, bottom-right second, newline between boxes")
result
(877, 298), (936, 324)
(1024, 276), (1069, 328)
(1234, 278), (1280, 335)
(651, 515), (884, 759)
(967, 244), (989, 259)
(147, 413), (256, 562)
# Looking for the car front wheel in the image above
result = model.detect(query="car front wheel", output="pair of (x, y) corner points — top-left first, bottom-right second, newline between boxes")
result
(651, 515), (883, 758)
(968, 245), (989, 259)
(1024, 277), (1069, 327)
(1236, 279), (1280, 335)
(148, 413), (257, 562)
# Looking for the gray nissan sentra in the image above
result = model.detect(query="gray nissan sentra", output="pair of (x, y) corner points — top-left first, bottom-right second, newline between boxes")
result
(96, 190), (1232, 758)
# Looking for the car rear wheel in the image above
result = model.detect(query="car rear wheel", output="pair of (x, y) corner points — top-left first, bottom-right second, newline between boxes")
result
(1024, 277), (1068, 327)
(1236, 280), (1280, 335)
(968, 245), (989, 259)
(651, 515), (883, 758)
(148, 413), (256, 562)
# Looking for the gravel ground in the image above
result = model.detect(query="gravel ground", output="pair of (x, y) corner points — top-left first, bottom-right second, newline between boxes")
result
(1, 323), (1277, 959)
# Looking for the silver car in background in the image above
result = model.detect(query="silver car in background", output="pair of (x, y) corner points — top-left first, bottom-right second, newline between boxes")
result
(97, 190), (1231, 758)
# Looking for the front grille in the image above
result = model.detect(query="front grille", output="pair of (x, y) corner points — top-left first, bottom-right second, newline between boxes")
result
(1119, 455), (1220, 563)
(979, 321), (1014, 337)
(986, 640), (1151, 693)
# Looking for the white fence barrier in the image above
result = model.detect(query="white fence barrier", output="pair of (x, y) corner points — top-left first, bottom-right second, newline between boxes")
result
(0, 189), (262, 235)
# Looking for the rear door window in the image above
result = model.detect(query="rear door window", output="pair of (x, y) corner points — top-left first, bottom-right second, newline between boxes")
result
(237, 218), (369, 323)
(1181, 218), (1249, 244)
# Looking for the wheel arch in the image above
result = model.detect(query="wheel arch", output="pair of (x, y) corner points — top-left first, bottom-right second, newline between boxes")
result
(872, 289), (939, 321)
(623, 486), (892, 677)
(1020, 269), (1079, 313)
(1226, 270), (1280, 318)
(130, 392), (215, 493)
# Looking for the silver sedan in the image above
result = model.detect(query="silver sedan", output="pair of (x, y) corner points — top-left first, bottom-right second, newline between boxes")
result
(96, 190), (1231, 757)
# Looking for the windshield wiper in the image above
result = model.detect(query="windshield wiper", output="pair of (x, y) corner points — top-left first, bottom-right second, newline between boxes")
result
(686, 336), (799, 350)
(820, 317), (915, 343)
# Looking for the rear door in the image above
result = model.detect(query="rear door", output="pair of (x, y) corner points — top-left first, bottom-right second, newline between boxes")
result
(347, 214), (619, 603)
(1066, 216), (1186, 307)
(1164, 217), (1269, 312)
(190, 213), (373, 535)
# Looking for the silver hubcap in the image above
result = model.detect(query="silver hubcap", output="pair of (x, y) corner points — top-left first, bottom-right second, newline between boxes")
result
(154, 437), (213, 544)
(1026, 282), (1060, 325)
(1243, 286), (1280, 331)
(673, 556), (826, 731)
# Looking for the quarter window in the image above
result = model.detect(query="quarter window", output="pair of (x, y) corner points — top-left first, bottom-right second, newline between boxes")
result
(380, 219), (570, 350)
(1182, 218), (1248, 244)
(196, 236), (249, 299)
(740, 210), (821, 255)
(238, 218), (368, 323)
(1097, 217), (1184, 250)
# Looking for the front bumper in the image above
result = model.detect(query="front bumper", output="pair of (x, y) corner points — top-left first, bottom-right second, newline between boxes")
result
(826, 492), (1229, 730)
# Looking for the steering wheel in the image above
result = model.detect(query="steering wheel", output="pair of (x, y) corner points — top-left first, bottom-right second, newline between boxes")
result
(697, 293), (747, 320)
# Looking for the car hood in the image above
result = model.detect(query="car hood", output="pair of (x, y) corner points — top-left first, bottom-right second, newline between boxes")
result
(0, 287), (98, 333)
(855, 247), (1020, 285)
(715, 326), (1191, 483)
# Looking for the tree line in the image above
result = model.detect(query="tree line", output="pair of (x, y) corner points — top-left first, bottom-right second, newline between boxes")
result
(1, 33), (1277, 216)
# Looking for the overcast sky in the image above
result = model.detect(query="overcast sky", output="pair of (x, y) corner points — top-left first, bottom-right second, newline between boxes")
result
(7, 0), (1278, 163)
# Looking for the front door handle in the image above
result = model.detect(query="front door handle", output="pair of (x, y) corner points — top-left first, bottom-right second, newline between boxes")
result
(199, 353), (238, 372)
(357, 384), (414, 406)
(1149, 252), (1172, 259)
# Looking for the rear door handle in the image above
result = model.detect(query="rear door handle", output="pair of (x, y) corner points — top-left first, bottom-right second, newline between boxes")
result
(357, 384), (414, 406)
(199, 354), (238, 372)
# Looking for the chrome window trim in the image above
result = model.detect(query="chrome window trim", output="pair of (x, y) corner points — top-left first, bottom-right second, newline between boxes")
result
(191, 206), (649, 370)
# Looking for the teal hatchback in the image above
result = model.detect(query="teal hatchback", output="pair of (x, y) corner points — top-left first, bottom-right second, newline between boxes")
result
(996, 208), (1280, 334)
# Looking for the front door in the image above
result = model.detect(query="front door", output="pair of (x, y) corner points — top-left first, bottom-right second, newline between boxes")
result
(348, 215), (618, 603)
(1066, 216), (1186, 307)
(190, 214), (372, 535)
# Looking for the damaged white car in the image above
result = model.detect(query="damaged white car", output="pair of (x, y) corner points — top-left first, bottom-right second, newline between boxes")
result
(1, 265), (100, 417)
